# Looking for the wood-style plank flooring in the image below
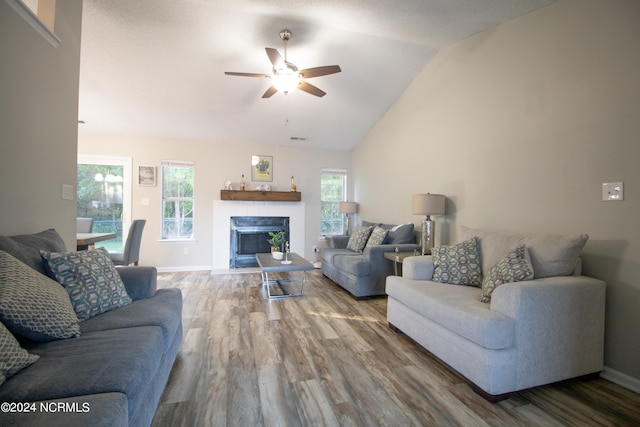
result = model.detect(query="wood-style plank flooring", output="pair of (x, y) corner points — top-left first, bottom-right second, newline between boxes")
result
(151, 269), (640, 426)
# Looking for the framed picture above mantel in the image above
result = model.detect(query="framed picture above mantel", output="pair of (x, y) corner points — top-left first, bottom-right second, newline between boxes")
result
(251, 155), (272, 182)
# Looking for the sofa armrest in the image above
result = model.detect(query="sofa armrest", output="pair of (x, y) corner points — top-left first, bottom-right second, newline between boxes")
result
(328, 235), (350, 249)
(362, 243), (419, 260)
(117, 266), (157, 300)
(491, 275), (606, 386)
(401, 255), (434, 280)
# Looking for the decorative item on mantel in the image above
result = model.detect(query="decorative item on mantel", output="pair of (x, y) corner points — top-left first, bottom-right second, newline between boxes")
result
(255, 184), (271, 191)
(290, 176), (297, 192)
(222, 180), (232, 190)
(412, 193), (446, 255)
(240, 174), (246, 191)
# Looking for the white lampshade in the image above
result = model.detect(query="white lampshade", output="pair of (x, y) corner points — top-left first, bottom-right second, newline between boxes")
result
(338, 201), (358, 214)
(412, 194), (446, 216)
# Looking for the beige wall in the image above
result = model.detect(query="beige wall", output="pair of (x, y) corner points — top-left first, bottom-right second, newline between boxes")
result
(353, 0), (640, 383)
(78, 134), (351, 269)
(0, 1), (83, 250)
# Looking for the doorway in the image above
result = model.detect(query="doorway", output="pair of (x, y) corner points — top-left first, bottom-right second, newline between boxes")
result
(77, 156), (132, 252)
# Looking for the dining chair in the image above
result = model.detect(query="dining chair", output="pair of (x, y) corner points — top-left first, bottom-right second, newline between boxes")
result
(76, 217), (93, 233)
(109, 219), (146, 266)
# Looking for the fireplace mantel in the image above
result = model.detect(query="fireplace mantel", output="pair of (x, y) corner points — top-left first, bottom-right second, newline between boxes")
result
(220, 190), (301, 202)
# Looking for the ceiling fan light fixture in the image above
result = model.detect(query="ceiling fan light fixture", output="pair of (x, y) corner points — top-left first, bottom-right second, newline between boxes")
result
(271, 70), (300, 94)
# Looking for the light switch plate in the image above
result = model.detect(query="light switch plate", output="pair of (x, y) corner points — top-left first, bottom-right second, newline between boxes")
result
(62, 184), (74, 200)
(602, 182), (624, 201)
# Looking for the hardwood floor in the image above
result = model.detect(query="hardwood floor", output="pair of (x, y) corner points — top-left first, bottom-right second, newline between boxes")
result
(151, 269), (640, 427)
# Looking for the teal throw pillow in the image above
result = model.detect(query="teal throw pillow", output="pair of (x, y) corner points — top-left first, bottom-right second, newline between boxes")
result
(432, 237), (482, 286)
(0, 250), (80, 341)
(481, 245), (534, 303)
(346, 226), (373, 253)
(41, 248), (132, 322)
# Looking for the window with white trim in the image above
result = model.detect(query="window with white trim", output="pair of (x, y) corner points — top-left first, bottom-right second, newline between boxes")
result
(161, 160), (194, 240)
(320, 169), (347, 235)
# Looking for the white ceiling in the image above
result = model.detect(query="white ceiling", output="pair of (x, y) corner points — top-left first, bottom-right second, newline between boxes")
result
(78, 0), (555, 151)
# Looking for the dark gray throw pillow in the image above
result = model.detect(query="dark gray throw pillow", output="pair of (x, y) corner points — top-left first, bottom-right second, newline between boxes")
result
(386, 223), (415, 244)
(0, 229), (67, 278)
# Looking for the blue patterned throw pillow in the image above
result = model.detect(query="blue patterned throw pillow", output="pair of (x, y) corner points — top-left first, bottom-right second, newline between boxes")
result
(41, 248), (132, 322)
(0, 250), (80, 341)
(346, 226), (373, 253)
(481, 245), (534, 303)
(432, 237), (482, 286)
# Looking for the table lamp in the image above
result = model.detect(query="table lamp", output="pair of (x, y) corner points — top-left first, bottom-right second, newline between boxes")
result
(412, 193), (445, 255)
(338, 201), (358, 235)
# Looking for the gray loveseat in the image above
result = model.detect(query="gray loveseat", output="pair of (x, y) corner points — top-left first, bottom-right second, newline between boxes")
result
(385, 226), (606, 400)
(0, 229), (183, 427)
(322, 221), (419, 298)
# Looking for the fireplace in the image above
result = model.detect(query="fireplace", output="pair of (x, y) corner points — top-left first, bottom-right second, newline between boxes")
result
(230, 216), (290, 268)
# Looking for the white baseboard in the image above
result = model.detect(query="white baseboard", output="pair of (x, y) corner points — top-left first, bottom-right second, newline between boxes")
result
(601, 366), (640, 394)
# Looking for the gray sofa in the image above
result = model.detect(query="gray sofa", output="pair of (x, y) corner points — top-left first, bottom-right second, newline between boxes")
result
(0, 229), (183, 427)
(385, 226), (606, 400)
(322, 221), (419, 298)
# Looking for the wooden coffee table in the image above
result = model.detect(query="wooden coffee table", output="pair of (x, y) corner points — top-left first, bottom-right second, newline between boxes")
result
(255, 252), (314, 299)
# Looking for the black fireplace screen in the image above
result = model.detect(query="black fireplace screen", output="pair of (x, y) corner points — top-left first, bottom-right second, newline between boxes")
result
(230, 216), (290, 268)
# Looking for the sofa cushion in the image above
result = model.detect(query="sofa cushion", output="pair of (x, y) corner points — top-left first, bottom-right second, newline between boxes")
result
(366, 226), (388, 247)
(459, 226), (588, 278)
(481, 245), (534, 303)
(432, 237), (482, 286)
(80, 288), (183, 352)
(386, 277), (515, 349)
(322, 248), (358, 265)
(0, 321), (39, 385)
(42, 248), (132, 322)
(0, 326), (164, 421)
(385, 223), (415, 244)
(334, 254), (369, 277)
(346, 226), (373, 252)
(0, 251), (80, 342)
(0, 229), (66, 277)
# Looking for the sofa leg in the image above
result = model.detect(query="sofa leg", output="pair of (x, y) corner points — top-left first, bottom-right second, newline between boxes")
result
(388, 323), (402, 334)
(469, 383), (512, 402)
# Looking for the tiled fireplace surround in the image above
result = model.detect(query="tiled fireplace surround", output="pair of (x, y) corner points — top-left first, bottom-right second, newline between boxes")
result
(212, 200), (306, 271)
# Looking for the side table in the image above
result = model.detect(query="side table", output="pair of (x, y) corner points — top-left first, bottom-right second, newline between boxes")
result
(384, 250), (425, 276)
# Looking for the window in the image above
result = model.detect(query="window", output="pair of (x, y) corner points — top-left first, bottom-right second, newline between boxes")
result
(320, 169), (347, 235)
(161, 160), (194, 240)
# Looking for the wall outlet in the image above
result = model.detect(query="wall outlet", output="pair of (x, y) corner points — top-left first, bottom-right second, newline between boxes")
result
(602, 182), (624, 201)
(183, 248), (190, 256)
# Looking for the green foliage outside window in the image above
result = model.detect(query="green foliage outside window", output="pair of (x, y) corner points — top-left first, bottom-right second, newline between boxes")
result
(162, 162), (194, 239)
(321, 171), (346, 235)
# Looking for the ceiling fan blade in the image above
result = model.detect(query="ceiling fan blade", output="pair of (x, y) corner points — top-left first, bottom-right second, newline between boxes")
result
(299, 65), (342, 78)
(265, 48), (285, 70)
(262, 86), (278, 98)
(298, 81), (326, 97)
(224, 72), (270, 78)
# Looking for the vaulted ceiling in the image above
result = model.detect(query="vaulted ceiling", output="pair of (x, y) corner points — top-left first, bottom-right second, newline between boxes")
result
(78, 0), (555, 151)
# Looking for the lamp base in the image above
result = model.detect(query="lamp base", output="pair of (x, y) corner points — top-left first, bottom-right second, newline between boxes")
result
(420, 217), (435, 255)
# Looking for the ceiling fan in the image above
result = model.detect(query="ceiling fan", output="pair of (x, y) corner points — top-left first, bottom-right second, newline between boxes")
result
(225, 29), (341, 98)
